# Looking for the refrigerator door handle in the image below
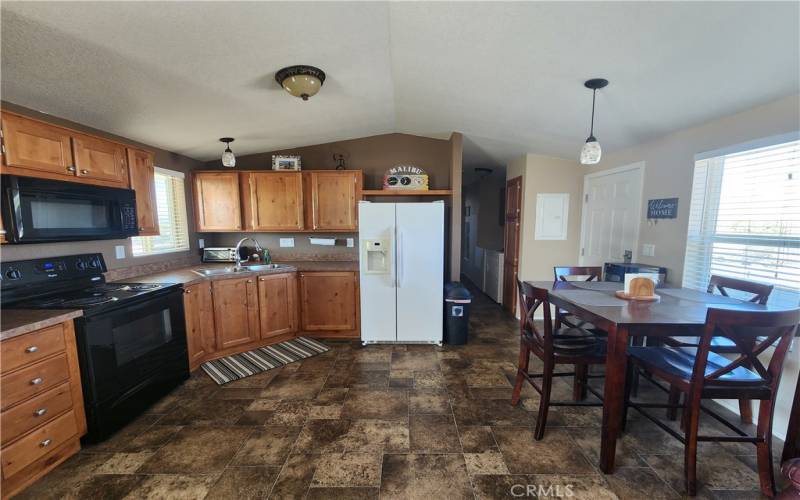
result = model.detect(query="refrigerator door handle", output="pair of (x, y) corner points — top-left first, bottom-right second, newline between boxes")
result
(390, 233), (397, 287)
(397, 229), (404, 288)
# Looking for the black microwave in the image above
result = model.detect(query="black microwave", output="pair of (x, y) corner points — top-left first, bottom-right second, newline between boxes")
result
(1, 175), (139, 243)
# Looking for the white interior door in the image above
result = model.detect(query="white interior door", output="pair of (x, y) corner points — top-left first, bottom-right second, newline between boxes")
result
(359, 202), (397, 343)
(396, 202), (444, 343)
(580, 164), (644, 266)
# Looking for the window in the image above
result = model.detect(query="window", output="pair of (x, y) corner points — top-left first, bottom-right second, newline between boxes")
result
(131, 167), (190, 256)
(682, 135), (800, 308)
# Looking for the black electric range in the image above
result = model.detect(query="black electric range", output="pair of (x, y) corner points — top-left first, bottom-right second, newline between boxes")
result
(1, 253), (189, 442)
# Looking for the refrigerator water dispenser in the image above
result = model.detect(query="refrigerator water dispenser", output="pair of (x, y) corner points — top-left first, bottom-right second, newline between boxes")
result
(362, 239), (390, 274)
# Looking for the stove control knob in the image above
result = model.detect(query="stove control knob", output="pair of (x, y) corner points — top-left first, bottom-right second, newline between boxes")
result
(76, 260), (87, 271)
(5, 268), (21, 280)
(89, 256), (101, 269)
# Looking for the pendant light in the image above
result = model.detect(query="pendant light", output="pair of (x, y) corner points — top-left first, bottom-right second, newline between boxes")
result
(579, 78), (609, 165)
(220, 138), (236, 168)
(275, 65), (326, 101)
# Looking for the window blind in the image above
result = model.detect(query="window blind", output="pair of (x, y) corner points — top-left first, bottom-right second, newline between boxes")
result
(682, 138), (800, 308)
(131, 168), (190, 257)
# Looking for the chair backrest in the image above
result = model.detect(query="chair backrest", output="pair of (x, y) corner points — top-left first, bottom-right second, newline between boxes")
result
(554, 266), (602, 282)
(707, 275), (773, 305)
(516, 278), (553, 349)
(692, 308), (800, 390)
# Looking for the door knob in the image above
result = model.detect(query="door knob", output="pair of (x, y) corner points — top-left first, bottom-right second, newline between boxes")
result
(80, 169), (89, 175)
(66, 166), (76, 173)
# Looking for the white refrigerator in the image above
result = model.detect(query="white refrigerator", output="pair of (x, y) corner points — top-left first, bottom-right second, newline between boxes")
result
(359, 201), (444, 345)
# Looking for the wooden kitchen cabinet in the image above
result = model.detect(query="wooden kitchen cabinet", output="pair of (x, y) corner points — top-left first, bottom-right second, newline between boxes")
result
(126, 148), (160, 236)
(241, 171), (304, 231)
(306, 171), (361, 231)
(0, 320), (86, 498)
(257, 273), (298, 339)
(194, 171), (242, 231)
(1, 113), (75, 179)
(211, 277), (260, 350)
(183, 282), (216, 370)
(299, 271), (359, 336)
(71, 132), (128, 186)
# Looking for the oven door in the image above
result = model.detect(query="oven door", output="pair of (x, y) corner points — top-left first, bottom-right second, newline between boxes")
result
(78, 288), (189, 407)
(1, 175), (138, 243)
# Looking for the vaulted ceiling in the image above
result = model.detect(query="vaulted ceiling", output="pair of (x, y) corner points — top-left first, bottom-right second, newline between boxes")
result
(2, 2), (798, 169)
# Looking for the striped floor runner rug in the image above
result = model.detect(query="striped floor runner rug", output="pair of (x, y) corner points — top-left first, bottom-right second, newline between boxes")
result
(201, 337), (329, 385)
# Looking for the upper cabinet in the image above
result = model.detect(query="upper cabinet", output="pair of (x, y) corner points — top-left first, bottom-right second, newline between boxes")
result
(194, 171), (242, 231)
(241, 172), (304, 231)
(307, 171), (361, 231)
(1, 112), (129, 188)
(126, 148), (160, 236)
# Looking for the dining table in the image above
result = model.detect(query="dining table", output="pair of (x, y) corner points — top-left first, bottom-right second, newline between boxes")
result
(526, 279), (798, 473)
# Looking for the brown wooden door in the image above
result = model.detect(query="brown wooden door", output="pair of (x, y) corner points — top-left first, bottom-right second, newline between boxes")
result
(71, 133), (128, 186)
(126, 148), (160, 236)
(1, 113), (75, 179)
(258, 273), (298, 339)
(242, 172), (303, 231)
(183, 282), (215, 370)
(299, 271), (357, 331)
(194, 172), (242, 231)
(503, 176), (522, 315)
(307, 171), (361, 230)
(212, 277), (260, 350)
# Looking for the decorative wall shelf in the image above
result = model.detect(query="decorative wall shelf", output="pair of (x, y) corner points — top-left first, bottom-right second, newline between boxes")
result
(361, 189), (452, 196)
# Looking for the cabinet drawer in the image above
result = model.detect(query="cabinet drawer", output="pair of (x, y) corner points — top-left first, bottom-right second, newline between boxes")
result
(1, 382), (73, 445)
(1, 325), (66, 374)
(1, 409), (78, 479)
(0, 354), (70, 411)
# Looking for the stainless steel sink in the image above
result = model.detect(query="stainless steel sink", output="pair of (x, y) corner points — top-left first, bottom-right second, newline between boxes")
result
(241, 264), (288, 271)
(192, 264), (290, 277)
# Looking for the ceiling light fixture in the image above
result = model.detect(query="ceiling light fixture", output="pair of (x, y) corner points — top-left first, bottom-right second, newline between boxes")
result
(579, 78), (609, 165)
(275, 65), (326, 101)
(219, 137), (236, 167)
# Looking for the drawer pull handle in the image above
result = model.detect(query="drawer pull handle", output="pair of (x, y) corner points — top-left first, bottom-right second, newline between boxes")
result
(34, 408), (47, 417)
(30, 377), (43, 385)
(25, 346), (39, 353)
(66, 166), (76, 173)
(39, 438), (52, 448)
(80, 169), (89, 175)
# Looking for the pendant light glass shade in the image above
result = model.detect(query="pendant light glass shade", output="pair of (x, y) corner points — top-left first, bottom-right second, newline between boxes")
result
(219, 138), (236, 168)
(580, 136), (602, 165)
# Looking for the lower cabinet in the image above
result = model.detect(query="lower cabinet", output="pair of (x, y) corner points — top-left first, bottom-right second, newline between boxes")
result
(258, 273), (298, 339)
(183, 281), (216, 371)
(212, 277), (260, 350)
(299, 271), (359, 336)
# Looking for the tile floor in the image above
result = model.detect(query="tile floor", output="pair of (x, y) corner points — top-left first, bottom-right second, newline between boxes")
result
(16, 287), (787, 499)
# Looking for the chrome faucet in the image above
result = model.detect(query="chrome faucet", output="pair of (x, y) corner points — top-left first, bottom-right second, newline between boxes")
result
(234, 237), (263, 267)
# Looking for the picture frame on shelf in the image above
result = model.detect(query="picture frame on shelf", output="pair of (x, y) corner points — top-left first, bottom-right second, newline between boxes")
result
(272, 155), (302, 171)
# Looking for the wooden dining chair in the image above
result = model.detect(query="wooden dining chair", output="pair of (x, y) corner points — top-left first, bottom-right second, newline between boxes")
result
(511, 279), (606, 439)
(664, 275), (775, 424)
(624, 307), (800, 496)
(553, 266), (606, 399)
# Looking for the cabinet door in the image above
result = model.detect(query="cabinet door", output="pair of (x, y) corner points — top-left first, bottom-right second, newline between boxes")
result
(307, 171), (361, 230)
(127, 148), (160, 236)
(242, 172), (304, 231)
(1, 113), (75, 178)
(258, 273), (298, 339)
(299, 272), (357, 331)
(194, 172), (242, 231)
(72, 133), (128, 185)
(212, 278), (260, 350)
(184, 282), (216, 369)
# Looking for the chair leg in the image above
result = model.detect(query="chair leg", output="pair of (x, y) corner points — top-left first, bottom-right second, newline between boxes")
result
(573, 363), (588, 401)
(511, 343), (529, 407)
(534, 358), (553, 441)
(738, 399), (753, 425)
(684, 394), (701, 496)
(755, 399), (777, 497)
(667, 385), (681, 420)
(630, 337), (644, 396)
(622, 361), (635, 432)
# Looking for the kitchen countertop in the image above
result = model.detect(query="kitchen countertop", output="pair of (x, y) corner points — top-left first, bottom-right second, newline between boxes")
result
(1, 309), (83, 341)
(122, 260), (359, 286)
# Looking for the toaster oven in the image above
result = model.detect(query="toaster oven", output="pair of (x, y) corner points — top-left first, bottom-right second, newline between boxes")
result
(201, 247), (238, 263)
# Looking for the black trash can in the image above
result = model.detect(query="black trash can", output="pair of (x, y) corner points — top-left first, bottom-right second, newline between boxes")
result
(444, 282), (472, 345)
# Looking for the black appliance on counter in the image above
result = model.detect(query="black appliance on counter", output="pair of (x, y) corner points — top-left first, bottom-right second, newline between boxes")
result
(1, 253), (188, 442)
(0, 175), (139, 244)
(604, 262), (668, 285)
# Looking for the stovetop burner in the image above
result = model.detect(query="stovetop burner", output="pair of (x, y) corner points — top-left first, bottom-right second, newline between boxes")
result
(93, 283), (163, 293)
(12, 280), (173, 312)
(65, 296), (119, 307)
